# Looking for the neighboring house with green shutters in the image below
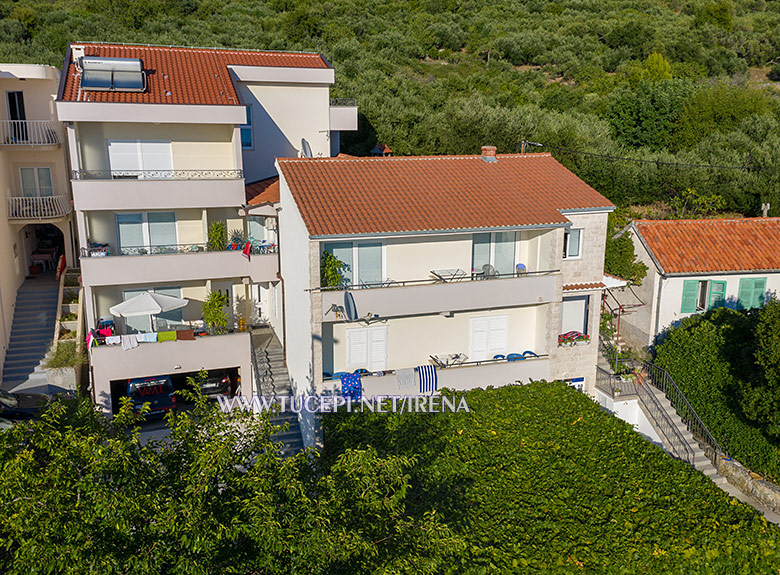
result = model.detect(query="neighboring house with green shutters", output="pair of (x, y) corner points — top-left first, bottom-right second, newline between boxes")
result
(612, 218), (780, 350)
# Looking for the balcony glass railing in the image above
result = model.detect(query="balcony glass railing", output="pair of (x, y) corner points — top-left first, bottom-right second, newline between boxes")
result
(7, 196), (71, 220)
(0, 120), (59, 145)
(71, 169), (243, 180)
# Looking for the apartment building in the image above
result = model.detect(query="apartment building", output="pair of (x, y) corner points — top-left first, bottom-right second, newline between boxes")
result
(55, 42), (356, 413)
(276, 148), (614, 444)
(614, 218), (780, 350)
(0, 63), (74, 389)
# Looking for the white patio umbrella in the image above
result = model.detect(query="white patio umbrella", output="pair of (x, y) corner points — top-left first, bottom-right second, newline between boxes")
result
(109, 290), (188, 330)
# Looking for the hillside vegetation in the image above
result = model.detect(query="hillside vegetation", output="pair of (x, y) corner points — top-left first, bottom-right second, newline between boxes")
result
(323, 383), (780, 572)
(3, 0), (780, 213)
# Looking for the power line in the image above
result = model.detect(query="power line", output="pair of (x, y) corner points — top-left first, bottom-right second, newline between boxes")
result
(518, 141), (775, 172)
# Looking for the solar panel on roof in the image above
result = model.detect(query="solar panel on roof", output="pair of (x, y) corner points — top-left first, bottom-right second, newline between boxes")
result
(79, 57), (146, 92)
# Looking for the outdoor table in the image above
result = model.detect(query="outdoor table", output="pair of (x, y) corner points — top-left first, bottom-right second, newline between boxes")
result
(31, 252), (54, 271)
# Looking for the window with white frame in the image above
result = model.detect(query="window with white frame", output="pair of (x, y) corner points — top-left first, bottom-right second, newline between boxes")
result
(116, 212), (177, 254)
(563, 228), (582, 259)
(107, 140), (173, 177)
(346, 326), (387, 372)
(561, 295), (589, 335)
(19, 167), (53, 197)
(323, 241), (384, 287)
(240, 106), (253, 149)
(472, 231), (517, 275)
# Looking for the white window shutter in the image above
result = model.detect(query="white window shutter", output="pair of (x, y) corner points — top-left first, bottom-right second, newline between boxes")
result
(487, 316), (508, 356)
(347, 329), (368, 370)
(140, 141), (173, 172)
(470, 318), (489, 361)
(368, 326), (387, 371)
(107, 140), (141, 172)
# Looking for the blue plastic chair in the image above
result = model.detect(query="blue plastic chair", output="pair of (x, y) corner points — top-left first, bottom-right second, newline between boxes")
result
(516, 263), (527, 275)
(493, 354), (506, 360)
(353, 368), (370, 375)
(522, 350), (538, 358)
(507, 353), (525, 362)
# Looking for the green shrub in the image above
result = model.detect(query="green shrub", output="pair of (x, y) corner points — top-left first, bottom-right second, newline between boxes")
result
(206, 221), (227, 252)
(45, 341), (85, 369)
(323, 383), (780, 571)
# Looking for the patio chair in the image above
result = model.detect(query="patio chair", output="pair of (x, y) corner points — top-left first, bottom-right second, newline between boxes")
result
(506, 353), (524, 362)
(493, 354), (506, 360)
(516, 263), (527, 275)
(522, 350), (538, 358)
(482, 264), (497, 279)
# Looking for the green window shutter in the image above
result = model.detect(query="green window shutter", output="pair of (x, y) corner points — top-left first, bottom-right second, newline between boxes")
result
(752, 277), (767, 309)
(708, 281), (726, 309)
(681, 280), (699, 313)
(737, 278), (753, 310)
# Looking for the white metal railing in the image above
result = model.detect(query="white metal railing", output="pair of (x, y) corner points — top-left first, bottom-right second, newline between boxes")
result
(0, 120), (60, 145)
(7, 196), (72, 220)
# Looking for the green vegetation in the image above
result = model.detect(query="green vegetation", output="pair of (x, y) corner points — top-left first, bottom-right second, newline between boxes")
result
(62, 290), (78, 305)
(655, 302), (780, 481)
(206, 220), (227, 252)
(63, 275), (80, 287)
(323, 383), (780, 571)
(45, 340), (85, 369)
(0, 390), (456, 574)
(202, 290), (230, 334)
(2, 0), (780, 215)
(320, 250), (350, 288)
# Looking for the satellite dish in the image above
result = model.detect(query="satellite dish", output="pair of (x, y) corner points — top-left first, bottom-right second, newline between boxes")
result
(344, 291), (358, 322)
(301, 138), (313, 158)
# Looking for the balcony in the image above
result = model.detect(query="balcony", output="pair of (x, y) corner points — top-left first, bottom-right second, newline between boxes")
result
(80, 243), (278, 286)
(329, 98), (358, 131)
(71, 169), (245, 211)
(334, 355), (551, 398)
(0, 120), (59, 147)
(7, 196), (72, 221)
(320, 270), (559, 321)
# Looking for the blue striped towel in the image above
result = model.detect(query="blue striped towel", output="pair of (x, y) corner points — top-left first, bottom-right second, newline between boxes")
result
(418, 365), (438, 394)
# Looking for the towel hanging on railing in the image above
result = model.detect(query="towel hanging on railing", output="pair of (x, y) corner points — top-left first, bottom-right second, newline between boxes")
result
(418, 365), (437, 394)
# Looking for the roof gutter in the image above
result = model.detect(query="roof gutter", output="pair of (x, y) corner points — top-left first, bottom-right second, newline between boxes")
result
(309, 222), (569, 241)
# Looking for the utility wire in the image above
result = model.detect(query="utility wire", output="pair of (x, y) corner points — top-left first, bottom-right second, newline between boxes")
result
(518, 141), (775, 172)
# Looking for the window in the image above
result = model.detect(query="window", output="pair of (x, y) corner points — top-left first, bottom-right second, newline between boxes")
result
(738, 277), (767, 310)
(681, 280), (729, 314)
(472, 231), (517, 275)
(323, 241), (384, 286)
(19, 167), (53, 197)
(346, 326), (387, 372)
(122, 286), (183, 333)
(469, 315), (509, 361)
(240, 106), (253, 149)
(248, 216), (265, 242)
(563, 228), (582, 259)
(116, 212), (177, 254)
(107, 140), (173, 177)
(561, 296), (589, 335)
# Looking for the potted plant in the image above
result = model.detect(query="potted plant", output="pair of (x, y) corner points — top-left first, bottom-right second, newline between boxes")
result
(207, 221), (227, 252)
(228, 229), (245, 251)
(202, 290), (230, 335)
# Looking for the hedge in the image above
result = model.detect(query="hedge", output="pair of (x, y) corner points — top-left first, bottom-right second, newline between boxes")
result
(323, 383), (780, 573)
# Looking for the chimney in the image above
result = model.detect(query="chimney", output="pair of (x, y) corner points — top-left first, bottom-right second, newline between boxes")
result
(762, 203), (770, 217)
(481, 145), (497, 163)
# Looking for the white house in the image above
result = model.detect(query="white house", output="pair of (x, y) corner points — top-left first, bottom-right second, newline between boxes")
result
(275, 147), (615, 446)
(54, 42), (356, 413)
(615, 217), (780, 350)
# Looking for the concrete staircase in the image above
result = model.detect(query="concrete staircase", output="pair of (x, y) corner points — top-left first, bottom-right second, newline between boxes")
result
(251, 328), (303, 457)
(1, 279), (59, 392)
(643, 380), (780, 523)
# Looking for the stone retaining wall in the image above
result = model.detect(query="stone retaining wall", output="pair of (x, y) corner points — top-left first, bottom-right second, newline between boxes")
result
(720, 457), (780, 514)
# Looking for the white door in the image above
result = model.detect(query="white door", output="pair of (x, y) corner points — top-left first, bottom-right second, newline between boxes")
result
(469, 315), (508, 361)
(346, 326), (387, 372)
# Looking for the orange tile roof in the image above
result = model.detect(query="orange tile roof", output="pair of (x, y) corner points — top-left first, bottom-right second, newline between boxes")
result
(278, 153), (613, 237)
(633, 218), (780, 274)
(563, 282), (606, 291)
(60, 43), (329, 105)
(246, 177), (280, 206)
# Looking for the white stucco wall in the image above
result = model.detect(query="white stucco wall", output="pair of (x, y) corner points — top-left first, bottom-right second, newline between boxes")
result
(594, 390), (664, 446)
(239, 83), (331, 183)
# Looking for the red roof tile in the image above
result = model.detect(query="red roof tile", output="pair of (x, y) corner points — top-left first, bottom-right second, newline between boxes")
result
(246, 177), (280, 206)
(277, 153), (613, 237)
(60, 43), (329, 105)
(633, 218), (780, 274)
(563, 282), (606, 291)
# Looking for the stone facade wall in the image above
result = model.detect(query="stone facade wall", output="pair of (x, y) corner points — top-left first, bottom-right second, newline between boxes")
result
(560, 212), (608, 285)
(720, 458), (780, 514)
